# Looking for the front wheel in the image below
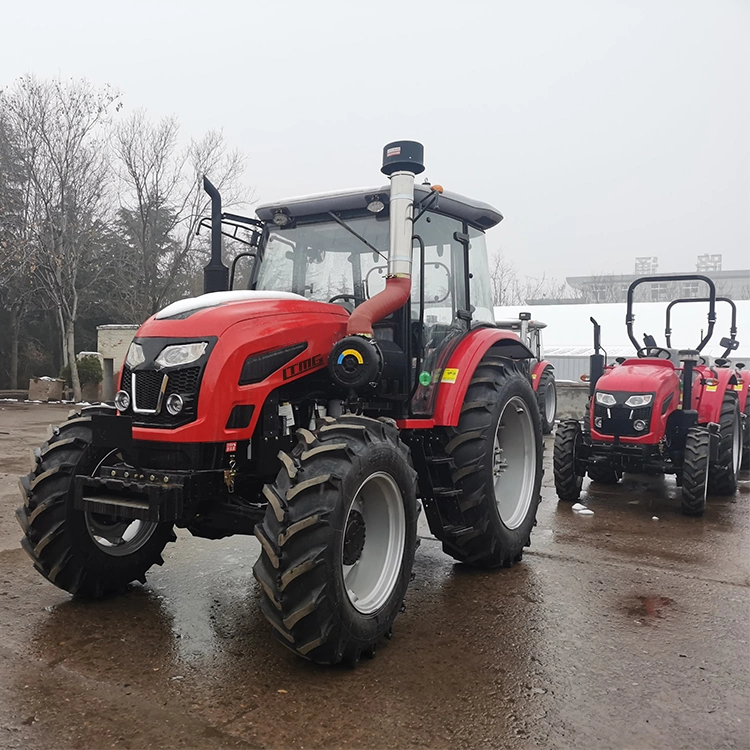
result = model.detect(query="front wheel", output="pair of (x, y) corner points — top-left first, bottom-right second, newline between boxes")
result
(554, 420), (585, 502)
(537, 368), (557, 434)
(253, 415), (418, 665)
(16, 406), (176, 597)
(681, 426), (710, 516)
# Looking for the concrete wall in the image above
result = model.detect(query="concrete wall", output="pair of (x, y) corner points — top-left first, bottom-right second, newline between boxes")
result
(97, 325), (139, 401)
(556, 382), (589, 421)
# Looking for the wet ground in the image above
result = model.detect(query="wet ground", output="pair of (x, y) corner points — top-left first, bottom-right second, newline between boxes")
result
(0, 401), (748, 749)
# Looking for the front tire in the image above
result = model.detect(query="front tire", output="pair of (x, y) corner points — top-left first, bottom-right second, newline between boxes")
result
(681, 426), (710, 516)
(253, 415), (418, 665)
(708, 392), (743, 495)
(437, 355), (543, 568)
(537, 368), (557, 434)
(16, 406), (176, 597)
(554, 420), (584, 502)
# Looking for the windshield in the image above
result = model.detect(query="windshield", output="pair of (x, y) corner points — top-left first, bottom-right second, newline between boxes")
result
(255, 216), (389, 303)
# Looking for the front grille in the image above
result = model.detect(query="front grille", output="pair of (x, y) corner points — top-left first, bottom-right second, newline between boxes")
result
(120, 365), (202, 429)
(134, 370), (165, 411)
(594, 403), (653, 437)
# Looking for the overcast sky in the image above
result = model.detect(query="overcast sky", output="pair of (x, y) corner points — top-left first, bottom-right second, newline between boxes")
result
(1, 0), (747, 282)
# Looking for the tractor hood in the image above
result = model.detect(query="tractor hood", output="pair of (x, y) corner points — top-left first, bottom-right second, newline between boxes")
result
(596, 359), (677, 393)
(137, 291), (349, 337)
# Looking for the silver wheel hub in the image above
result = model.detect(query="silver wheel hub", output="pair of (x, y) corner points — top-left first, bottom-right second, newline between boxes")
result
(493, 396), (537, 529)
(545, 382), (557, 424)
(342, 472), (405, 615)
(85, 514), (158, 557)
(732, 410), (742, 476)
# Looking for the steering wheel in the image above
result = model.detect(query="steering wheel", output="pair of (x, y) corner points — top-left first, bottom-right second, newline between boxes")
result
(328, 294), (358, 312)
(636, 346), (672, 360)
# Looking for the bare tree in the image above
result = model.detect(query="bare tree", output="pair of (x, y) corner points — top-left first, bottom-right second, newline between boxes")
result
(115, 115), (250, 318)
(488, 249), (520, 305)
(4, 76), (119, 400)
(0, 96), (42, 388)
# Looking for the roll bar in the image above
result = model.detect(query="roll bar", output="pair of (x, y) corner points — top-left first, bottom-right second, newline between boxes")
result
(665, 296), (738, 358)
(626, 274), (716, 353)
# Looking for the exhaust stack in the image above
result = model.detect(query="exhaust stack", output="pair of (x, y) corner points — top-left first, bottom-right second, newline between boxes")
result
(346, 141), (425, 336)
(202, 176), (229, 294)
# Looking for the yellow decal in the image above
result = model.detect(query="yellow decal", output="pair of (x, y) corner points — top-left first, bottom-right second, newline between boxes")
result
(531, 373), (537, 379)
(340, 348), (364, 365)
(705, 384), (717, 392)
(734, 383), (743, 391)
(442, 368), (459, 384)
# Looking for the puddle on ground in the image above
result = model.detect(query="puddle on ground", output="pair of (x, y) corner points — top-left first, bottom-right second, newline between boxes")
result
(622, 594), (674, 623)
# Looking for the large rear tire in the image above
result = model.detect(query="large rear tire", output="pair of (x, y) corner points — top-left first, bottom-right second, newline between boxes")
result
(537, 368), (557, 435)
(253, 415), (418, 665)
(708, 392), (742, 495)
(437, 356), (543, 568)
(681, 426), (710, 516)
(16, 406), (176, 597)
(554, 420), (584, 502)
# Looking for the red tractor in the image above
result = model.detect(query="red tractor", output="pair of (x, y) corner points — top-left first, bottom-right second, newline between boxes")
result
(17, 142), (544, 665)
(495, 312), (556, 433)
(553, 275), (747, 515)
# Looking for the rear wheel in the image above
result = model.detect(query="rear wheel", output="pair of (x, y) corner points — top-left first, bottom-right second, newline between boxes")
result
(253, 415), (418, 665)
(742, 397), (749, 470)
(16, 406), (176, 597)
(681, 426), (710, 516)
(436, 356), (543, 568)
(554, 420), (584, 502)
(537, 368), (557, 434)
(708, 392), (742, 495)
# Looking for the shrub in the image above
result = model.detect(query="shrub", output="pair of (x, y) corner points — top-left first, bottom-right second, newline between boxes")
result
(61, 356), (103, 387)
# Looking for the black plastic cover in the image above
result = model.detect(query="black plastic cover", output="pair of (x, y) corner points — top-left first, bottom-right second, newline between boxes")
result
(239, 343), (308, 385)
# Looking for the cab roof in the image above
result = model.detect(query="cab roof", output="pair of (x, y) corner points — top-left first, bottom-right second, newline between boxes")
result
(255, 184), (503, 231)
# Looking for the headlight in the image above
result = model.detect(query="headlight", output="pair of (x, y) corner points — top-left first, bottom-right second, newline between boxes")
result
(114, 390), (130, 411)
(155, 342), (208, 369)
(624, 394), (653, 408)
(125, 342), (145, 368)
(165, 393), (184, 415)
(595, 392), (616, 406)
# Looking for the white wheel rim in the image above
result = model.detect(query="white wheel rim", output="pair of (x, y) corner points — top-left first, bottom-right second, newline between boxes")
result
(342, 472), (406, 615)
(493, 396), (537, 529)
(85, 448), (159, 556)
(85, 515), (157, 556)
(732, 409), (742, 476)
(545, 382), (557, 424)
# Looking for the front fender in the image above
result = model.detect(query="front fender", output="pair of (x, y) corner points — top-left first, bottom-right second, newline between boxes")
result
(530, 360), (554, 392)
(432, 328), (534, 427)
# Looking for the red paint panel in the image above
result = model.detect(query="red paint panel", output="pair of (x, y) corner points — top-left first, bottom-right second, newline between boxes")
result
(431, 329), (532, 427)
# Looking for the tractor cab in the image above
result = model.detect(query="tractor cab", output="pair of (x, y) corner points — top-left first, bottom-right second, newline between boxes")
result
(197, 150), (528, 421)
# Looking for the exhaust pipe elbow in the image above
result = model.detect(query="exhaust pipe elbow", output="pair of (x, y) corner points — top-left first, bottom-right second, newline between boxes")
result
(346, 141), (425, 336)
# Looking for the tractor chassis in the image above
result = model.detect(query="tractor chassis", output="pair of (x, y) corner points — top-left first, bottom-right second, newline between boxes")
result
(576, 421), (720, 479)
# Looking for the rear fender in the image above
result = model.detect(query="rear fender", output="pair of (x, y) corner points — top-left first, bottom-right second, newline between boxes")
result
(432, 328), (534, 427)
(694, 367), (740, 424)
(531, 360), (553, 392)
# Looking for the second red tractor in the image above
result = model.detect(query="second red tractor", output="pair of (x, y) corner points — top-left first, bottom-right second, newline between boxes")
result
(554, 276), (746, 515)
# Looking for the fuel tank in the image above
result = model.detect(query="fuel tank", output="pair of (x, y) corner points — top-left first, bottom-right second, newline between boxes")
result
(118, 291), (349, 443)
